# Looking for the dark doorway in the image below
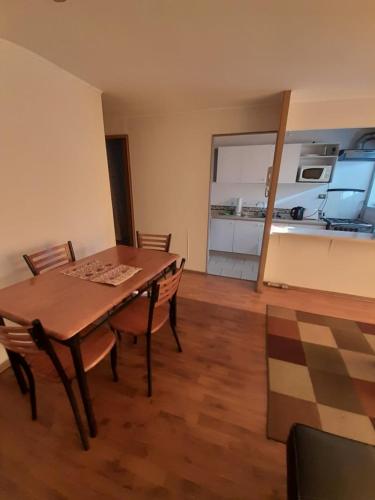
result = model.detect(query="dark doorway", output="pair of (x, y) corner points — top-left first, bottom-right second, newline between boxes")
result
(105, 135), (134, 246)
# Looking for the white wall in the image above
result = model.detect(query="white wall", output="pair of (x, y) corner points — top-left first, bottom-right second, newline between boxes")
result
(287, 97), (375, 131)
(0, 40), (115, 364)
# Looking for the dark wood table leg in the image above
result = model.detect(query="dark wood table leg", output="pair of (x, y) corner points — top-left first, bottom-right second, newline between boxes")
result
(69, 337), (97, 438)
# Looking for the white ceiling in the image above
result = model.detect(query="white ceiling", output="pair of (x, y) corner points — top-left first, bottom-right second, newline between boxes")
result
(2, 0), (375, 116)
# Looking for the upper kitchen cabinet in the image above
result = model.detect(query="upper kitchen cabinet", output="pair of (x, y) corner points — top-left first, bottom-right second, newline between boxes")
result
(278, 143), (302, 183)
(240, 145), (275, 183)
(216, 146), (244, 183)
(216, 143), (302, 183)
(216, 145), (274, 183)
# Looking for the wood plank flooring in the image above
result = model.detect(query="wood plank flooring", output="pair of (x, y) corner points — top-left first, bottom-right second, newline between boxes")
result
(1, 272), (374, 500)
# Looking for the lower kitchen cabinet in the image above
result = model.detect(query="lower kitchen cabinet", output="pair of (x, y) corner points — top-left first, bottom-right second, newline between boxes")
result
(210, 218), (264, 255)
(233, 220), (262, 254)
(209, 219), (235, 251)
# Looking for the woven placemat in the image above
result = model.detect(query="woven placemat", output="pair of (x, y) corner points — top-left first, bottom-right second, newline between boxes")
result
(61, 260), (141, 286)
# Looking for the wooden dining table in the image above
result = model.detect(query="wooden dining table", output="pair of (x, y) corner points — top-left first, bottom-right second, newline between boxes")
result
(0, 245), (178, 440)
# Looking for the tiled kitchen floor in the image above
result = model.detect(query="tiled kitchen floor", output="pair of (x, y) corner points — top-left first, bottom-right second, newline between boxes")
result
(207, 250), (259, 281)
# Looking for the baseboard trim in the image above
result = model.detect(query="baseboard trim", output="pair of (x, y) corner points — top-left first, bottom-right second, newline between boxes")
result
(264, 282), (375, 303)
(184, 269), (208, 276)
(0, 359), (10, 373)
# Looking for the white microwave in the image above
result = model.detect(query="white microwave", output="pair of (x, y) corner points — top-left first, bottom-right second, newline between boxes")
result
(297, 165), (333, 183)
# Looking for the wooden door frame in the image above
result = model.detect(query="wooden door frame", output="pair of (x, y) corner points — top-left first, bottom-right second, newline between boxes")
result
(206, 129), (278, 274)
(256, 90), (291, 292)
(105, 134), (135, 247)
(205, 90), (292, 290)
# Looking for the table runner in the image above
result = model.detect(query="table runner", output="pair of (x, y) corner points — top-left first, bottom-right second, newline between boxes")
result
(61, 260), (142, 286)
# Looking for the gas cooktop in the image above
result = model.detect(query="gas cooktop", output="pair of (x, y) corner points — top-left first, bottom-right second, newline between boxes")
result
(324, 218), (374, 233)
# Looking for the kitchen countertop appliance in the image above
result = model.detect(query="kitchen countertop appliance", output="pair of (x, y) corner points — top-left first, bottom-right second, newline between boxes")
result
(290, 206), (305, 220)
(324, 218), (373, 233)
(297, 164), (333, 183)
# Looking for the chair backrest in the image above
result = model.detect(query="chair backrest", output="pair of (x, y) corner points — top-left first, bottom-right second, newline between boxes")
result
(0, 319), (72, 385)
(23, 241), (75, 276)
(153, 258), (185, 308)
(0, 324), (41, 355)
(136, 231), (171, 252)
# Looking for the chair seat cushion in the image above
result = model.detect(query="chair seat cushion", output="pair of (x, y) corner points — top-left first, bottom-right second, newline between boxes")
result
(28, 325), (116, 380)
(287, 424), (375, 500)
(109, 297), (169, 336)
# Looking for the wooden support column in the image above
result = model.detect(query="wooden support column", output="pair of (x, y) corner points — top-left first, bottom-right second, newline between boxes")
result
(256, 90), (291, 292)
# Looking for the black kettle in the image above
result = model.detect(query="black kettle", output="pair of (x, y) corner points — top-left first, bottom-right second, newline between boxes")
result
(290, 206), (305, 220)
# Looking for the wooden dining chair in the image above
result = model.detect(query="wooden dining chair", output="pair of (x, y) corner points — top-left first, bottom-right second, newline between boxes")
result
(136, 231), (172, 252)
(23, 241), (75, 276)
(0, 319), (118, 450)
(109, 259), (185, 397)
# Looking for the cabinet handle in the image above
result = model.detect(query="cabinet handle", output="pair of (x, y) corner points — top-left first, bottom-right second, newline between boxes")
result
(265, 166), (273, 197)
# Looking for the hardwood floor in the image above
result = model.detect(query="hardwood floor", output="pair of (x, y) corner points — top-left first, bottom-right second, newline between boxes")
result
(1, 272), (374, 499)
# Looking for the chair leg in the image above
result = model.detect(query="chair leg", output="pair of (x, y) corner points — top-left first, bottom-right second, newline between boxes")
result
(133, 336), (138, 345)
(6, 350), (28, 395)
(47, 343), (89, 451)
(171, 324), (183, 353)
(22, 363), (37, 420)
(169, 295), (182, 352)
(146, 332), (152, 397)
(17, 356), (37, 420)
(110, 325), (121, 343)
(170, 295), (177, 329)
(110, 344), (119, 382)
(62, 380), (90, 451)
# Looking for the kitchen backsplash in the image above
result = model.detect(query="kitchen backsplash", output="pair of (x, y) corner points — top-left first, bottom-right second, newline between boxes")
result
(211, 205), (294, 220)
(210, 182), (327, 215)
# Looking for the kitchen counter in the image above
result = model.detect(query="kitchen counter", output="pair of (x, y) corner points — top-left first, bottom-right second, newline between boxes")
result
(270, 224), (375, 242)
(266, 223), (375, 299)
(212, 214), (327, 226)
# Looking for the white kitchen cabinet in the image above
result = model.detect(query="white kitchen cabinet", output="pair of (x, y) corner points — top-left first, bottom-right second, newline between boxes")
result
(257, 222), (265, 255)
(240, 145), (275, 183)
(216, 143), (302, 184)
(233, 220), (261, 254)
(217, 145), (274, 184)
(216, 147), (244, 183)
(210, 219), (265, 255)
(209, 219), (234, 251)
(279, 144), (302, 183)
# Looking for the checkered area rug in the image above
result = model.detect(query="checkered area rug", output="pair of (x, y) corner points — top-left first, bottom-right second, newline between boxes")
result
(266, 305), (375, 445)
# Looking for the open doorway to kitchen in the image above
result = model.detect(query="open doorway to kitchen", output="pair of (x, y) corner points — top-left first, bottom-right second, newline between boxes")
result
(105, 135), (135, 246)
(207, 132), (278, 281)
